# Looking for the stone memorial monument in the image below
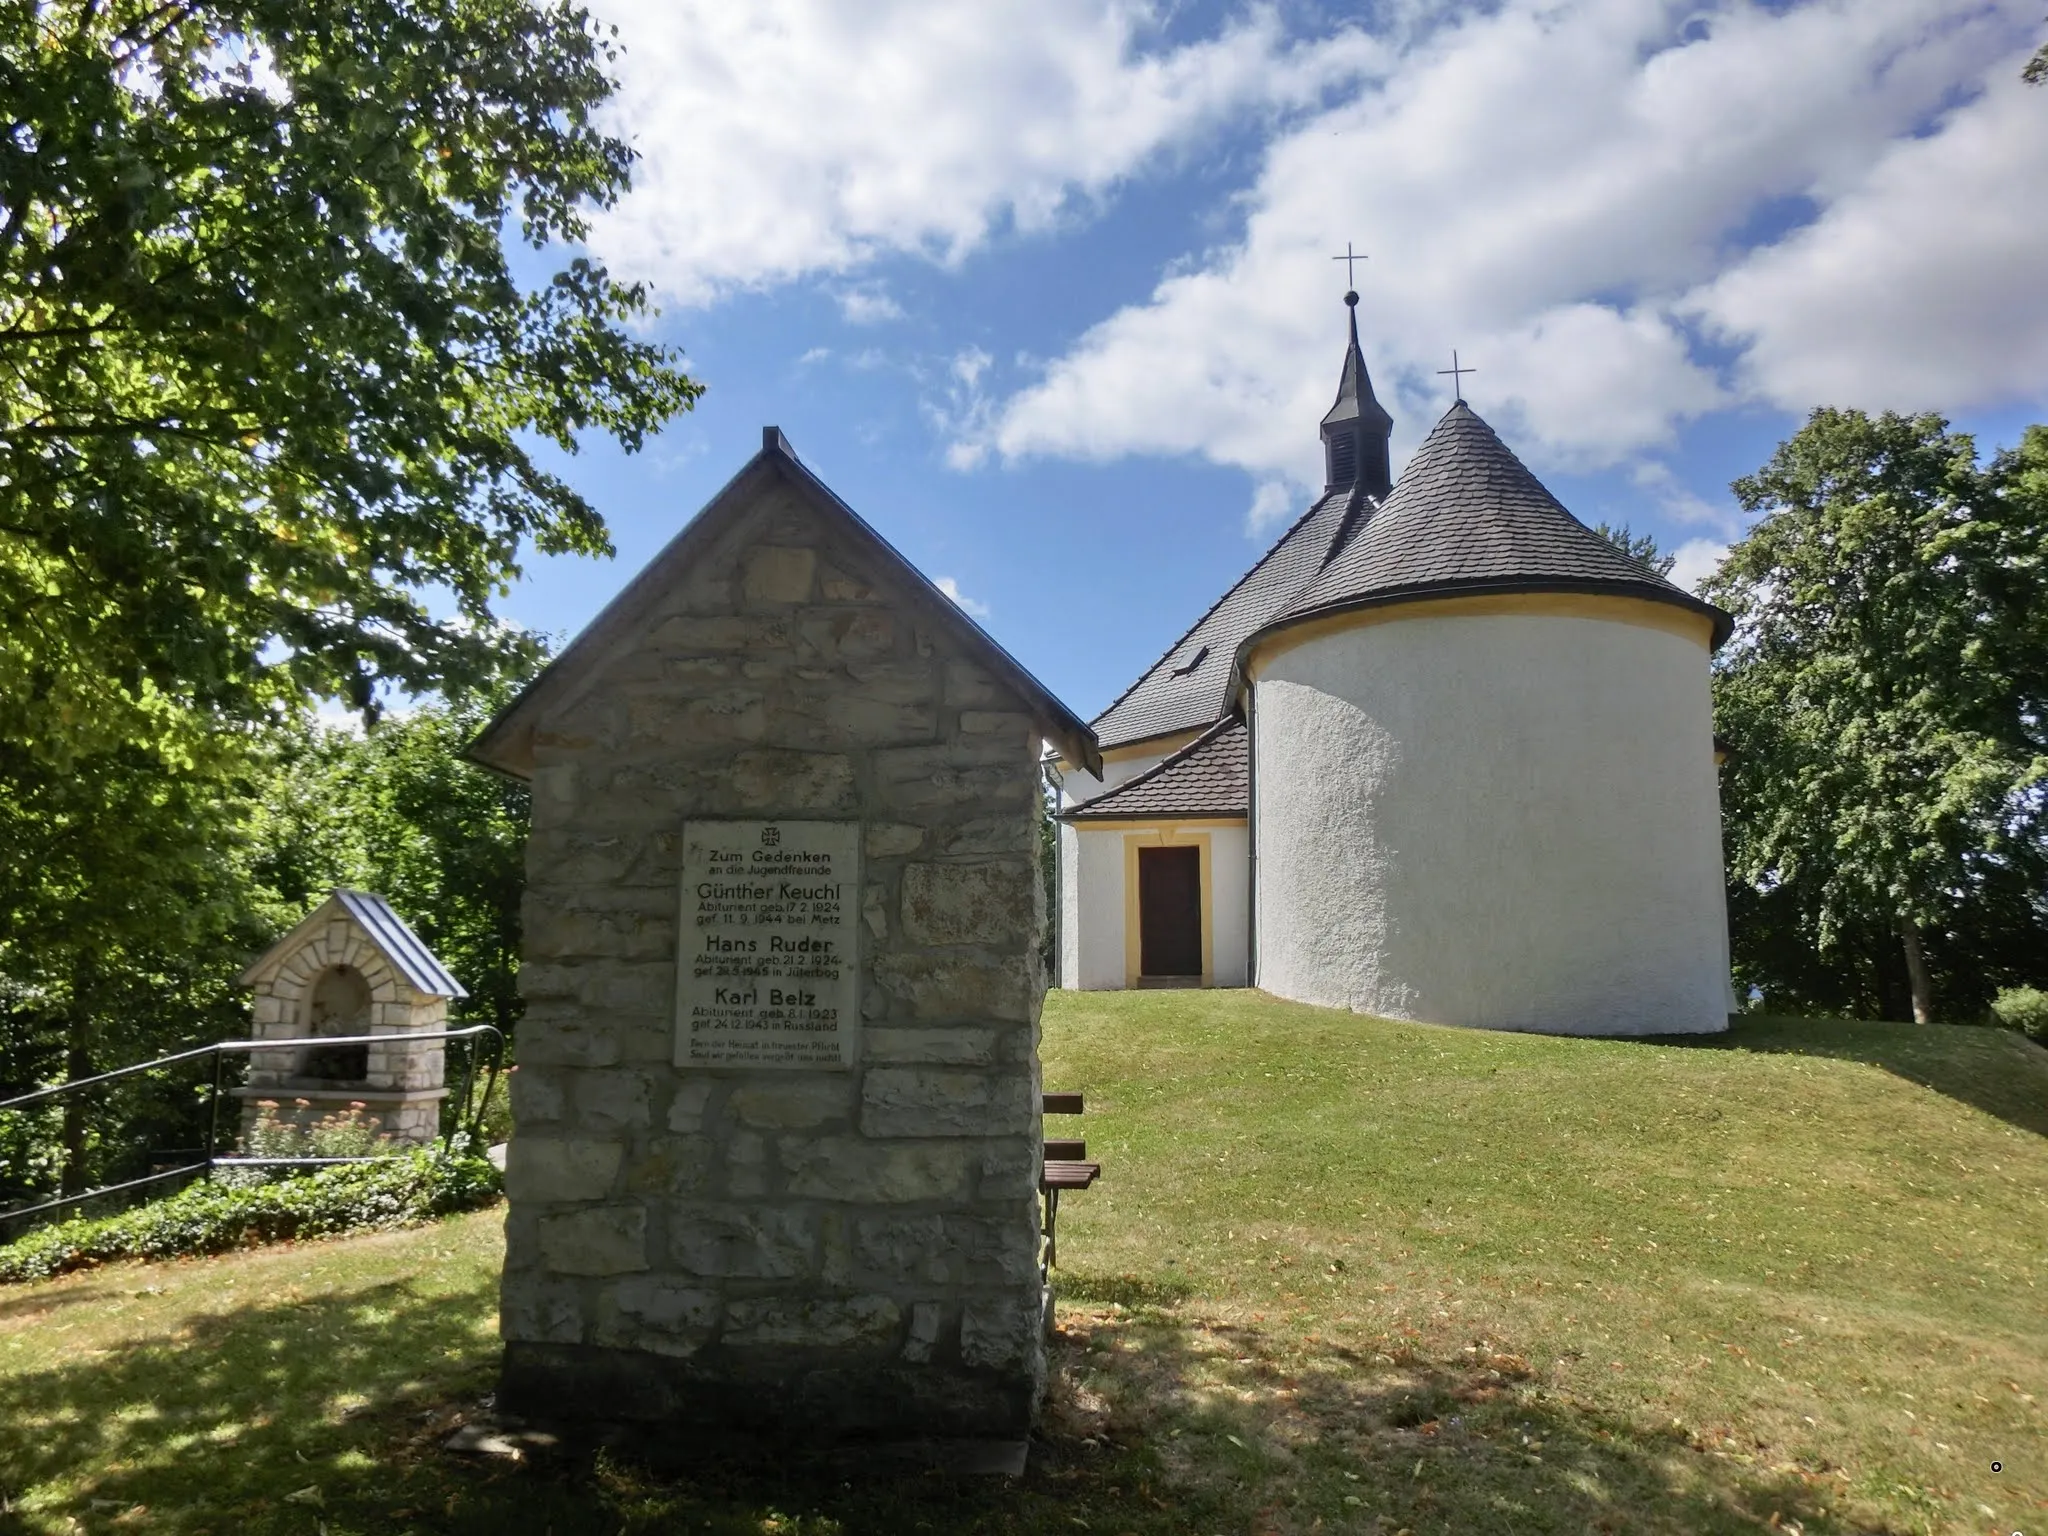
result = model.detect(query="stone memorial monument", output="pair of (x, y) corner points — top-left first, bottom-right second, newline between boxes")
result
(468, 428), (1100, 1445)
(235, 888), (465, 1147)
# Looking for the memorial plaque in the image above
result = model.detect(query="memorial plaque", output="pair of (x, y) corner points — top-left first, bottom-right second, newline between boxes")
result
(676, 819), (861, 1068)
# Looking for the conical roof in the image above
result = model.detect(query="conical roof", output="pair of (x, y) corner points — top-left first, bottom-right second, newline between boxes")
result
(1266, 402), (1731, 642)
(1321, 300), (1393, 436)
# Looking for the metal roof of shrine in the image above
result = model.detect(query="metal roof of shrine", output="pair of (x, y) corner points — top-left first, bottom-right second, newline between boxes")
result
(239, 888), (467, 998)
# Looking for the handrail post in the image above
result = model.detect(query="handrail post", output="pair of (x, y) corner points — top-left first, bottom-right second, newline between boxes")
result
(206, 1047), (224, 1184)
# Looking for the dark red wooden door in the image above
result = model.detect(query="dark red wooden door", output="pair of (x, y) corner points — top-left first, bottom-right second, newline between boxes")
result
(1138, 845), (1202, 977)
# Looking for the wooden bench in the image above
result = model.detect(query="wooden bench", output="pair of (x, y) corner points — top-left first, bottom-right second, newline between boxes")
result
(1040, 1090), (1100, 1273)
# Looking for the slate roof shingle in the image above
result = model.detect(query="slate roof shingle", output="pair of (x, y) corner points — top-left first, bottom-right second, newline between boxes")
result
(1269, 403), (1732, 639)
(1089, 402), (1730, 754)
(1063, 717), (1247, 821)
(1086, 486), (1365, 751)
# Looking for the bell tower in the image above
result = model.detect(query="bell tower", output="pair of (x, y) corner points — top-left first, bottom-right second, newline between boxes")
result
(1321, 290), (1394, 500)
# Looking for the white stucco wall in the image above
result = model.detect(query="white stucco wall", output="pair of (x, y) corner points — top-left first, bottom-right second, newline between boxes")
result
(1057, 821), (1250, 990)
(1060, 824), (1128, 989)
(1057, 745), (1172, 809)
(1205, 824), (1251, 988)
(1251, 607), (1730, 1035)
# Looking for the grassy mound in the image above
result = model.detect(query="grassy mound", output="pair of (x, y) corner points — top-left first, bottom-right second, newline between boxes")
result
(0, 1148), (501, 1283)
(0, 994), (2039, 1535)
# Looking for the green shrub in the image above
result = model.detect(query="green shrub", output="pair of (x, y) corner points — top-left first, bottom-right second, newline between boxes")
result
(0, 1148), (500, 1284)
(1991, 986), (2048, 1043)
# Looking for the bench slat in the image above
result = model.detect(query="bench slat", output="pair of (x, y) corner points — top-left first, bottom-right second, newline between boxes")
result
(1041, 1160), (1100, 1190)
(1042, 1091), (1085, 1115)
(1044, 1138), (1085, 1160)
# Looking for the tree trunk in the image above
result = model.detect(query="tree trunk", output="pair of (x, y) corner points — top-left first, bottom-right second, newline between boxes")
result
(1898, 917), (1934, 1025)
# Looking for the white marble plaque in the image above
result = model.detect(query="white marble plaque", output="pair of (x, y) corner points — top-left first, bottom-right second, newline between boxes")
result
(676, 820), (860, 1069)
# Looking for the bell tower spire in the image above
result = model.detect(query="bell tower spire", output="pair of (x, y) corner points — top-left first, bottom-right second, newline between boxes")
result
(1321, 289), (1394, 500)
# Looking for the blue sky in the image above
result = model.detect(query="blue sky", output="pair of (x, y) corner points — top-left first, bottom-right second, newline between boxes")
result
(504, 0), (2048, 723)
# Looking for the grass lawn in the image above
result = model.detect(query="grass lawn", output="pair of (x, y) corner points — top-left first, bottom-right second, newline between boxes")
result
(1, 992), (2043, 1535)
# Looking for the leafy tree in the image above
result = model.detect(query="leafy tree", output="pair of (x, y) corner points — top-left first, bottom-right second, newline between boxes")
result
(253, 694), (531, 1036)
(1, 0), (699, 769)
(2026, 38), (2046, 85)
(1591, 521), (1676, 577)
(1, 0), (689, 1193)
(1706, 410), (2048, 1023)
(0, 735), (271, 1198)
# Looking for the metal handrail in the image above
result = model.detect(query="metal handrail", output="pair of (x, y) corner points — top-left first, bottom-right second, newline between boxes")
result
(0, 1026), (503, 1110)
(0, 1025), (505, 1230)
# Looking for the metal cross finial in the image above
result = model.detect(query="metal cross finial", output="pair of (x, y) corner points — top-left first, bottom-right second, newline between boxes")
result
(1331, 242), (1368, 289)
(1437, 349), (1476, 402)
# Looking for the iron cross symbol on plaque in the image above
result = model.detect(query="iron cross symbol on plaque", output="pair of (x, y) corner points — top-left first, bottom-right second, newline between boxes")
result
(1438, 350), (1476, 402)
(1331, 242), (1368, 288)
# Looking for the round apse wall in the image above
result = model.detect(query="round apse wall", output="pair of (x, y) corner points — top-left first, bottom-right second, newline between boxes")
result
(1250, 602), (1731, 1035)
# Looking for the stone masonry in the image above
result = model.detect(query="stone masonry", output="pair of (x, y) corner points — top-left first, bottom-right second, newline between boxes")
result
(481, 439), (1084, 1442)
(234, 890), (461, 1147)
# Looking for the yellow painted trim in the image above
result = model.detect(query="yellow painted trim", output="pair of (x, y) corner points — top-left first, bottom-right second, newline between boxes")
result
(1058, 726), (1204, 775)
(1244, 591), (1715, 683)
(1121, 828), (1215, 989)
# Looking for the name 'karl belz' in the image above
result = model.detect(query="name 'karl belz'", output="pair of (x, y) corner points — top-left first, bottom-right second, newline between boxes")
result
(712, 987), (817, 1005)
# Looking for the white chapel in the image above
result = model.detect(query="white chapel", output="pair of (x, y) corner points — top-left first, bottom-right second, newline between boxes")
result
(1054, 294), (1736, 1036)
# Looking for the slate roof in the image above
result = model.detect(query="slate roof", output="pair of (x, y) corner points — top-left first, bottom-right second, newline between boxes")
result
(1087, 483), (1367, 751)
(1092, 402), (1730, 753)
(1063, 718), (1247, 821)
(1266, 403), (1732, 641)
(1322, 301), (1394, 439)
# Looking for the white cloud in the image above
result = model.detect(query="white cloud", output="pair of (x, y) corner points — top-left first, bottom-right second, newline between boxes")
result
(1247, 478), (1297, 533)
(1668, 538), (1731, 594)
(977, 0), (2040, 487)
(934, 576), (992, 618)
(836, 285), (906, 325)
(586, 0), (1382, 304)
(931, 347), (1000, 469)
(1630, 461), (1745, 537)
(1688, 55), (2048, 415)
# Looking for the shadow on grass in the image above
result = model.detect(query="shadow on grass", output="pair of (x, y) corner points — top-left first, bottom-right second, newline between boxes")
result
(0, 1265), (1888, 1535)
(1668, 1015), (2048, 1139)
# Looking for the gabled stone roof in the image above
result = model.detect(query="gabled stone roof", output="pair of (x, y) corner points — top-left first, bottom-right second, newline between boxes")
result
(1268, 403), (1731, 641)
(1062, 717), (1247, 821)
(469, 427), (1101, 779)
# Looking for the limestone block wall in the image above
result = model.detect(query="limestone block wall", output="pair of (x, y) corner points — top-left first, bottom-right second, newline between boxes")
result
(1252, 604), (1731, 1035)
(238, 915), (449, 1146)
(497, 482), (1049, 1440)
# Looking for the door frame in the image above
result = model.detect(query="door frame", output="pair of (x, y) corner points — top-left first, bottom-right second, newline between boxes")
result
(1122, 828), (1214, 988)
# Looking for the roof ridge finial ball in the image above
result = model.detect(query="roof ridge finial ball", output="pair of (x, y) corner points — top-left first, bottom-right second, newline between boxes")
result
(1344, 290), (1359, 307)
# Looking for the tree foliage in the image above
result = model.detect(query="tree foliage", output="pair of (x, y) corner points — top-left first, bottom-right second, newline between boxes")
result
(257, 697), (530, 1034)
(1, 0), (678, 1197)
(1, 694), (532, 1209)
(1707, 409), (2048, 1021)
(0, 0), (698, 766)
(1591, 521), (1676, 577)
